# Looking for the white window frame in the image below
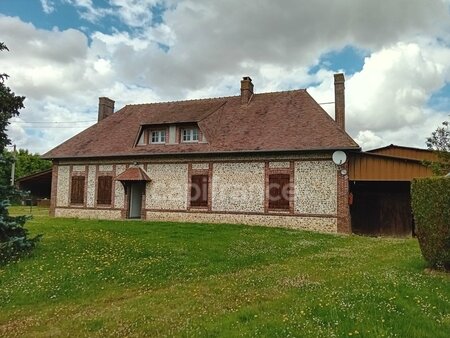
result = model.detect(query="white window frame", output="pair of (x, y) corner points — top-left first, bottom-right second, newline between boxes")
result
(151, 130), (166, 144)
(182, 128), (199, 143)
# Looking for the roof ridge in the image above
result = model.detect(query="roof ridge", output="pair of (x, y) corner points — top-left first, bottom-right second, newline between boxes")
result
(125, 95), (237, 107)
(253, 88), (307, 96)
(367, 144), (431, 152)
(124, 88), (308, 107)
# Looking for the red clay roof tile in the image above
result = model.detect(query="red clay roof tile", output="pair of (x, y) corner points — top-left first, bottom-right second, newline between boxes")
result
(43, 89), (359, 159)
(115, 167), (151, 181)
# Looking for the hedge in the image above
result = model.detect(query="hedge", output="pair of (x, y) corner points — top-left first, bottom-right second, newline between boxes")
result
(411, 177), (450, 271)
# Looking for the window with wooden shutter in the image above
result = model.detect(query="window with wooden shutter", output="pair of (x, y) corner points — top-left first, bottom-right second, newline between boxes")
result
(190, 174), (208, 207)
(70, 176), (85, 204)
(97, 176), (112, 205)
(268, 174), (290, 210)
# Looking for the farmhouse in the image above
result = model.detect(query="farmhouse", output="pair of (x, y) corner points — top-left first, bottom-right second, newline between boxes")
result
(43, 74), (360, 233)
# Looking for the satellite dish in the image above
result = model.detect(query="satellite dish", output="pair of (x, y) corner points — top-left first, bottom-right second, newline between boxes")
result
(332, 151), (347, 165)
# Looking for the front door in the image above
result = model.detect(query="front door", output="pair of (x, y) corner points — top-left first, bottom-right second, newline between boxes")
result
(128, 182), (144, 218)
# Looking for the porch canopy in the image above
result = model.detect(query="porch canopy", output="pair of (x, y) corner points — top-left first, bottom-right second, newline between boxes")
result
(115, 167), (151, 182)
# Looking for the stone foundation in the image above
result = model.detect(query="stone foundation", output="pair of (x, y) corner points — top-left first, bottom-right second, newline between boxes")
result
(55, 208), (122, 220)
(146, 211), (337, 233)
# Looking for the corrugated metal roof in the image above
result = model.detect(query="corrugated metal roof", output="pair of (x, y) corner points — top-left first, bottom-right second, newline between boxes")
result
(366, 144), (438, 162)
(349, 152), (433, 181)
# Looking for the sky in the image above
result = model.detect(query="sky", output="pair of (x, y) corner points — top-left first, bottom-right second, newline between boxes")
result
(1, 0), (450, 154)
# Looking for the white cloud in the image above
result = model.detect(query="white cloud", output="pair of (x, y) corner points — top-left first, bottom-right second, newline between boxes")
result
(354, 131), (385, 150)
(65, 0), (166, 27)
(109, 0), (160, 27)
(347, 41), (450, 148)
(40, 0), (55, 14)
(1, 0), (450, 153)
(347, 43), (449, 132)
(93, 58), (112, 75)
(8, 100), (96, 154)
(64, 0), (112, 23)
(307, 41), (450, 149)
(91, 31), (150, 51)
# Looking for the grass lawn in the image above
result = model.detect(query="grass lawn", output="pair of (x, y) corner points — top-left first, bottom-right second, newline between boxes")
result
(1, 207), (449, 337)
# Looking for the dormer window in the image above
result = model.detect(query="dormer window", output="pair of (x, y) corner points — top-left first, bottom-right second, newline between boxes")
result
(136, 125), (204, 146)
(182, 128), (199, 143)
(137, 132), (145, 145)
(151, 130), (166, 144)
(136, 127), (167, 146)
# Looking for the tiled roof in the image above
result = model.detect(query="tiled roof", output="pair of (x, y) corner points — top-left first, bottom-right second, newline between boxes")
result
(115, 167), (151, 181)
(43, 89), (359, 159)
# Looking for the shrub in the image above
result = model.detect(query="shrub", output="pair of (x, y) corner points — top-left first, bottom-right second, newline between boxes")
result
(411, 177), (450, 271)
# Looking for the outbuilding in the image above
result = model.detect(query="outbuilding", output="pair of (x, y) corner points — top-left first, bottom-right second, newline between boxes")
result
(16, 169), (52, 206)
(348, 145), (437, 236)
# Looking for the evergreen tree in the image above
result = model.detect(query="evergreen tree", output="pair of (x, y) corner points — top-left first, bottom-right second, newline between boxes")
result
(0, 42), (41, 263)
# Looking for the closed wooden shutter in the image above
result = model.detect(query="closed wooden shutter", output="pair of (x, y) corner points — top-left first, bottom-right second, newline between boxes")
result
(268, 174), (290, 210)
(97, 176), (112, 205)
(70, 176), (85, 204)
(190, 175), (208, 207)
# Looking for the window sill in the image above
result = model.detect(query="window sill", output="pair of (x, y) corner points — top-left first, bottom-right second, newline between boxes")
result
(136, 143), (166, 146)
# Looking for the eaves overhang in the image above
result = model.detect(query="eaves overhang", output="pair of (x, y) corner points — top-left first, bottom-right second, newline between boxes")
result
(42, 146), (362, 161)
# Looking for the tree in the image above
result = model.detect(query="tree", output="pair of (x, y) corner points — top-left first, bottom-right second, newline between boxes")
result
(426, 118), (450, 176)
(0, 43), (25, 149)
(0, 148), (51, 186)
(15, 149), (52, 178)
(0, 42), (41, 264)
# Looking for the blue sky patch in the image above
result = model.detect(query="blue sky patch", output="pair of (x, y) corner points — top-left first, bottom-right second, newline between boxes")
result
(428, 83), (450, 112)
(151, 2), (166, 26)
(0, 0), (92, 32)
(0, 0), (167, 39)
(310, 45), (368, 75)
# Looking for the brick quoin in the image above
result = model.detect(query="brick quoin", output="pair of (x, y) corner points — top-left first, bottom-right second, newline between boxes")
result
(336, 162), (351, 233)
(49, 163), (58, 217)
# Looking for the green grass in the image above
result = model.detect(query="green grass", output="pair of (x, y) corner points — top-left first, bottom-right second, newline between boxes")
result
(1, 207), (449, 337)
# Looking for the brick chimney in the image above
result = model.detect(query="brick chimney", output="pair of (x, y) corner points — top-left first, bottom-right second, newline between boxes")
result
(240, 76), (253, 104)
(334, 73), (345, 130)
(98, 97), (115, 122)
